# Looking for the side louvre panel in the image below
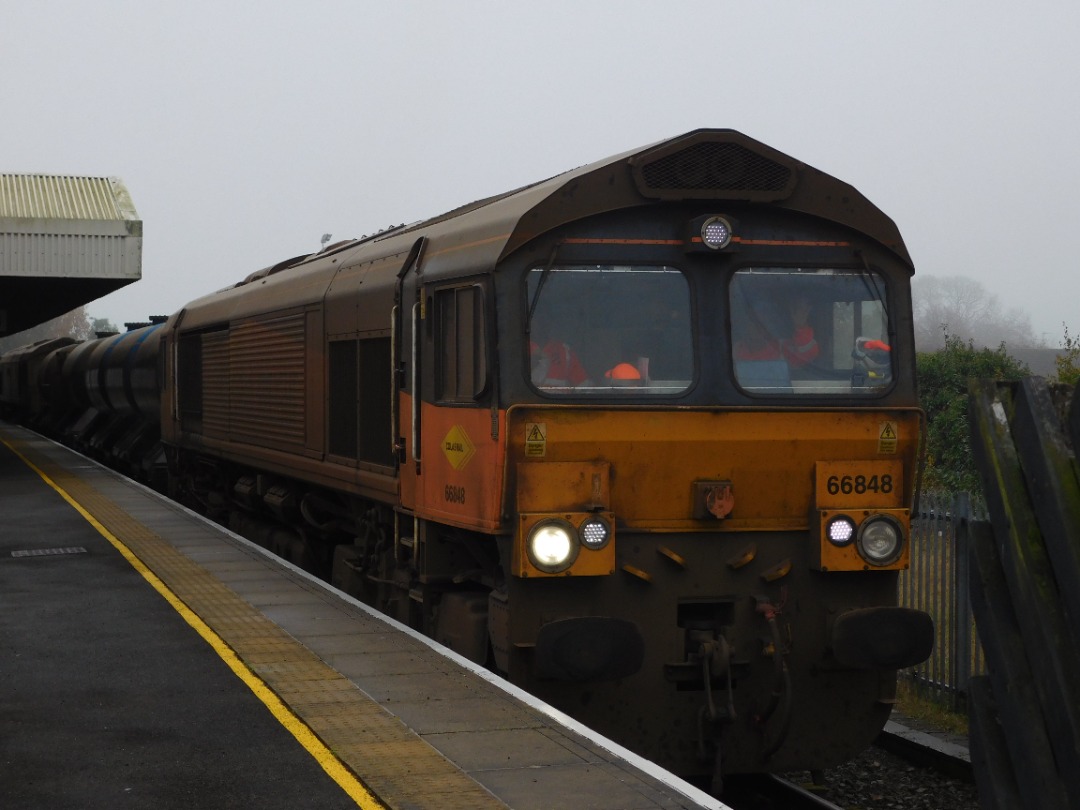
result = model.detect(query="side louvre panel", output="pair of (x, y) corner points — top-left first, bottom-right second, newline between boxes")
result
(202, 330), (230, 437)
(228, 313), (307, 448)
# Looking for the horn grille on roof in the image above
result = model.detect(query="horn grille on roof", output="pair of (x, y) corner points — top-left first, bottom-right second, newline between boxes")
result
(632, 140), (796, 201)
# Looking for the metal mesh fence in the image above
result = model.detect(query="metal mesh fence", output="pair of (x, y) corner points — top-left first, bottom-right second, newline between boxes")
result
(900, 491), (987, 710)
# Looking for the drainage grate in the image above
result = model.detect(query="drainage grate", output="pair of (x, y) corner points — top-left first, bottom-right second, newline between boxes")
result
(11, 547), (88, 558)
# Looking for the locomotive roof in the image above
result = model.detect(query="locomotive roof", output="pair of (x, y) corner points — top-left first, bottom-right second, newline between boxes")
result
(330, 128), (912, 278)
(177, 129), (911, 326)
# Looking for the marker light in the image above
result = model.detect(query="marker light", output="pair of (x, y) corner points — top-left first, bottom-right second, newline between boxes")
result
(826, 516), (857, 546)
(579, 516), (611, 550)
(700, 216), (733, 250)
(527, 520), (579, 573)
(857, 514), (905, 566)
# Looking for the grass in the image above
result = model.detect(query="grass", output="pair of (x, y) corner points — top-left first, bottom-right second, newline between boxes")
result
(895, 678), (970, 737)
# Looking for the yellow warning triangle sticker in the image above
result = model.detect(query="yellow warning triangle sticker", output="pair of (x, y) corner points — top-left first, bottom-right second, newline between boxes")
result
(878, 421), (899, 454)
(527, 425), (545, 442)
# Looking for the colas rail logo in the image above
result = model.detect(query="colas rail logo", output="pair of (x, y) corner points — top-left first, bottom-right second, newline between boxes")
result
(441, 425), (476, 470)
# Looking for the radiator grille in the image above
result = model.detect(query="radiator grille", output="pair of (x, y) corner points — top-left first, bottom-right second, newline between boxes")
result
(635, 140), (794, 199)
(228, 314), (307, 447)
(202, 330), (230, 437)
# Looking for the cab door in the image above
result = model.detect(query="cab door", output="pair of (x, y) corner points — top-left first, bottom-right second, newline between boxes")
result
(411, 278), (505, 533)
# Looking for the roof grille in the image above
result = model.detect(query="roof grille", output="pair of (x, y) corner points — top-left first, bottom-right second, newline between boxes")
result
(634, 141), (795, 200)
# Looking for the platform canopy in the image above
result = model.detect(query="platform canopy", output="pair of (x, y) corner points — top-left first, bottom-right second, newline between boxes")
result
(0, 174), (142, 336)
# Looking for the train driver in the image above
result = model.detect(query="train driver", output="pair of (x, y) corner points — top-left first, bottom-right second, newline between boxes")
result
(734, 297), (820, 368)
(530, 318), (590, 388)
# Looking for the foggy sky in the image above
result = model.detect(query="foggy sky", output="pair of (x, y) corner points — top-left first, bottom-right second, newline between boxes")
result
(4, 1), (1078, 342)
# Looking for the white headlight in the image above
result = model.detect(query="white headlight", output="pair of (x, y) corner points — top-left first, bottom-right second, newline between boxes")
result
(826, 516), (857, 546)
(527, 521), (578, 573)
(700, 216), (733, 249)
(857, 515), (904, 566)
(579, 517), (611, 550)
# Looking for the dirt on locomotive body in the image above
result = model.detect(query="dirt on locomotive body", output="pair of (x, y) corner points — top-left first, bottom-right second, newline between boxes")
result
(0, 129), (934, 790)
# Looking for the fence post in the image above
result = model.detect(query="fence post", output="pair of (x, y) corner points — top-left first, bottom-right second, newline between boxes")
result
(952, 491), (972, 712)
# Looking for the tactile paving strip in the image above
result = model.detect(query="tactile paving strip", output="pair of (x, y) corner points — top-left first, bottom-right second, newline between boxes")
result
(8, 432), (507, 810)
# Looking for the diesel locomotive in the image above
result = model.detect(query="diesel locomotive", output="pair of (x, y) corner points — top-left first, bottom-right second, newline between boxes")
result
(1, 129), (933, 789)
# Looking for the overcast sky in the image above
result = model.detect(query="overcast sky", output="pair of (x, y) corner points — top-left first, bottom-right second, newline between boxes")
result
(4, 1), (1078, 342)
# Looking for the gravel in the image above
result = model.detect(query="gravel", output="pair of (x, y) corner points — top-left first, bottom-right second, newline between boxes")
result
(783, 745), (981, 810)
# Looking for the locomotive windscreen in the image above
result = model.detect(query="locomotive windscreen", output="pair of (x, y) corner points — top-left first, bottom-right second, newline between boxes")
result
(526, 265), (693, 394)
(730, 267), (892, 395)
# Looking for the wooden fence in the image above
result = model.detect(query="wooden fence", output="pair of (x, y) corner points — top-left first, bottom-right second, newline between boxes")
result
(966, 377), (1080, 809)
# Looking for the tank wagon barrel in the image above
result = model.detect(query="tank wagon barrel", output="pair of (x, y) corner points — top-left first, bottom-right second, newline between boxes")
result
(37, 341), (80, 420)
(0, 336), (78, 421)
(98, 320), (165, 418)
(3, 319), (167, 486)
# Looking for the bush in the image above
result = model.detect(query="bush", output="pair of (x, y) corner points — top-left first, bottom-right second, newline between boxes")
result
(917, 335), (1029, 494)
(1053, 324), (1080, 386)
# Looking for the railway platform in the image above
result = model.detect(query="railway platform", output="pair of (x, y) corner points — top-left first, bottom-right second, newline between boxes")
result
(0, 423), (723, 810)
(879, 714), (971, 781)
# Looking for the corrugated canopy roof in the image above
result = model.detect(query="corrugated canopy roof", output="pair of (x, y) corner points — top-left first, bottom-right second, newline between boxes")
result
(0, 174), (139, 222)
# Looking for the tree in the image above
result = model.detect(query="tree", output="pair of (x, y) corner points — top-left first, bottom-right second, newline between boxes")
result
(913, 275), (1038, 351)
(917, 335), (1030, 494)
(0, 306), (93, 353)
(91, 317), (120, 335)
(1051, 324), (1080, 386)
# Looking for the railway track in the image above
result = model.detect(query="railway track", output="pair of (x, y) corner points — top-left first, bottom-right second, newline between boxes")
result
(721, 719), (976, 810)
(723, 774), (844, 810)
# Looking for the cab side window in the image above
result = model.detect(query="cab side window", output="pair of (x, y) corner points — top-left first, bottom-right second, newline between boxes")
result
(435, 284), (488, 403)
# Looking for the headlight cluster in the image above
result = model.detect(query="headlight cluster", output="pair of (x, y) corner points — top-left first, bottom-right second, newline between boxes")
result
(825, 512), (905, 567)
(526, 516), (612, 574)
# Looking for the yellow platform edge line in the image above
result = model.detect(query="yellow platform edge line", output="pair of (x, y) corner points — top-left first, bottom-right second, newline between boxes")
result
(2, 437), (386, 810)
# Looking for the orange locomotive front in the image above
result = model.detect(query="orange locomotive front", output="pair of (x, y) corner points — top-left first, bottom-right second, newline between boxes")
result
(404, 242), (930, 781)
